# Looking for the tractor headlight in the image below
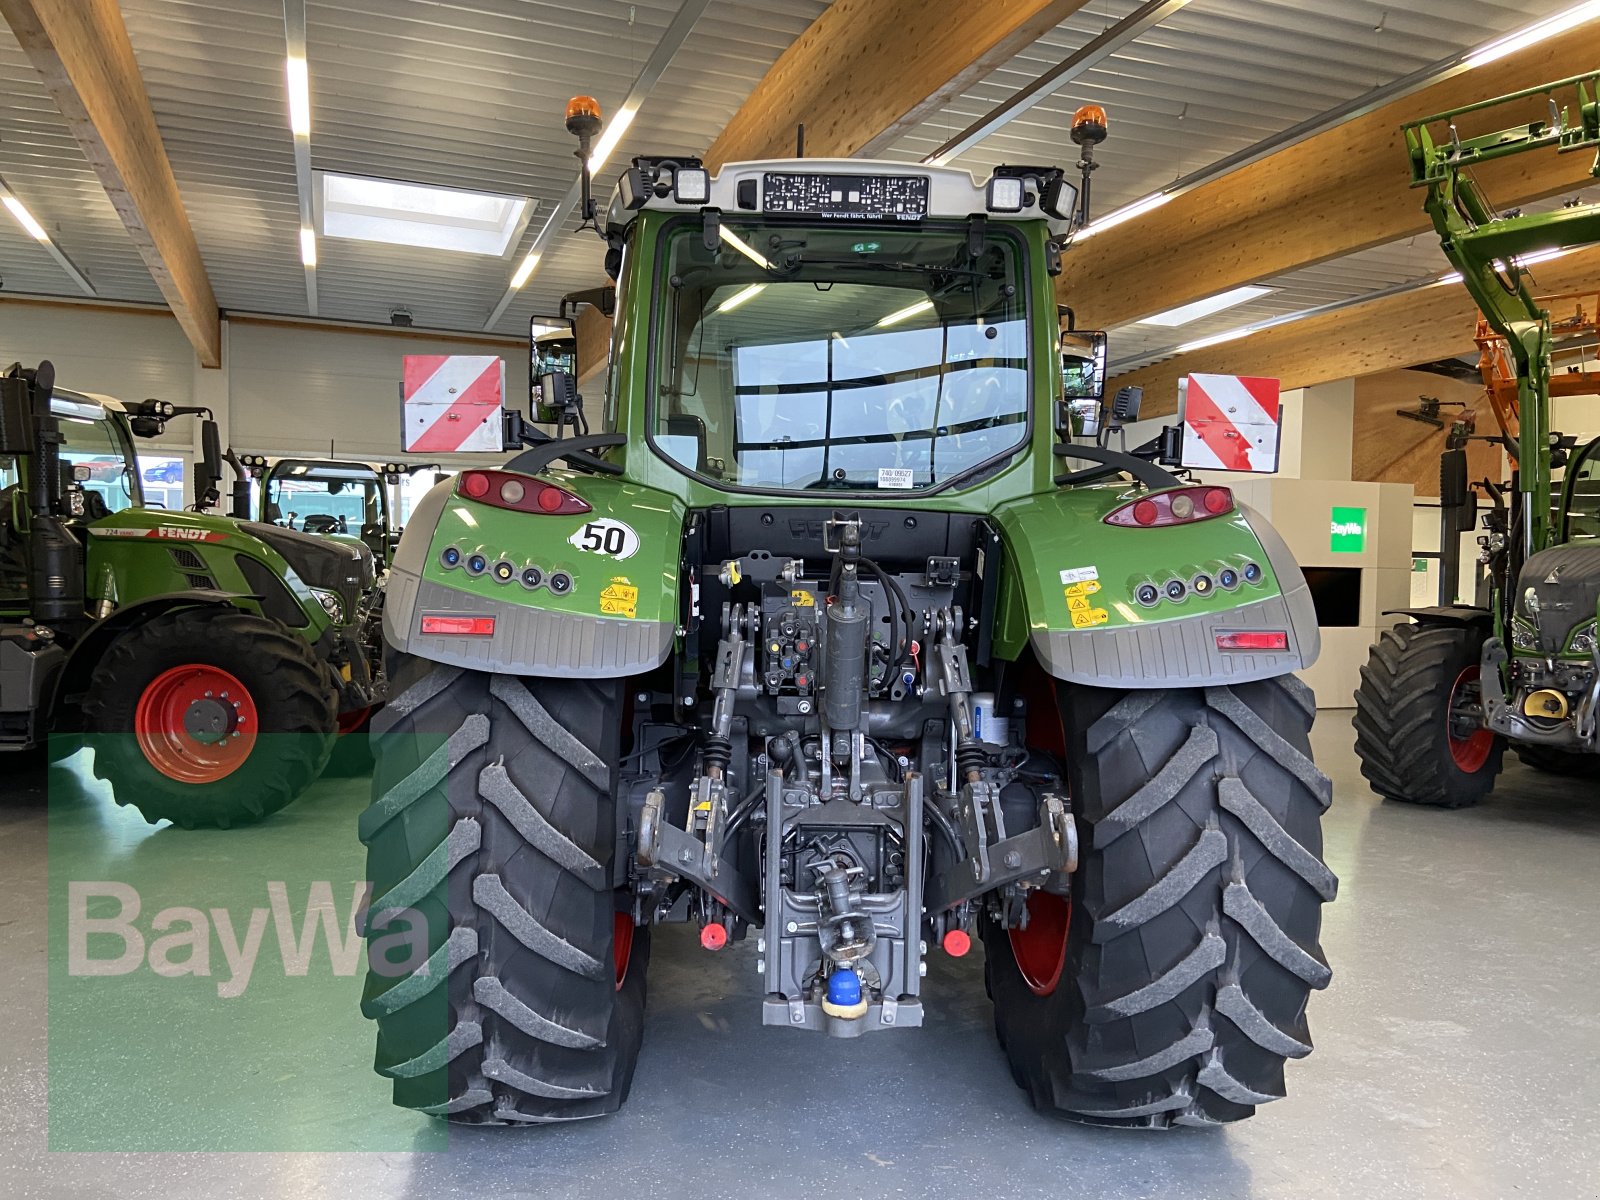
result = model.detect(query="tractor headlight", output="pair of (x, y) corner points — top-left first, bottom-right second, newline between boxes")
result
(1570, 621), (1598, 657)
(1510, 621), (1539, 651)
(311, 588), (344, 623)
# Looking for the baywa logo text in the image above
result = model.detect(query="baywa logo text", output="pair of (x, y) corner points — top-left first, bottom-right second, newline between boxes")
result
(67, 881), (428, 999)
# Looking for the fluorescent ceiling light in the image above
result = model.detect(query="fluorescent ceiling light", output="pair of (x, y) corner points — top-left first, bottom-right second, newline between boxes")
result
(1074, 192), (1170, 241)
(716, 283), (766, 313)
(299, 227), (317, 266)
(1465, 1), (1600, 68)
(587, 105), (638, 175)
(3, 194), (48, 241)
(286, 56), (311, 136)
(1174, 326), (1254, 354)
(877, 298), (935, 327)
(319, 172), (531, 257)
(510, 251), (540, 289)
(1139, 285), (1274, 327)
(720, 225), (772, 269)
(1432, 271), (1464, 287)
(529, 320), (564, 337)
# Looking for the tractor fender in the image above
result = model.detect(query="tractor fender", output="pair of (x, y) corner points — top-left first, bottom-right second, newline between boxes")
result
(993, 490), (1321, 689)
(48, 589), (246, 727)
(1383, 605), (1494, 629)
(383, 472), (683, 679)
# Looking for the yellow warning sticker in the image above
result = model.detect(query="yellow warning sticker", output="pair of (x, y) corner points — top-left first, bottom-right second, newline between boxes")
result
(1070, 606), (1111, 629)
(1064, 579), (1102, 598)
(600, 576), (639, 619)
(1066, 594), (1091, 613)
(791, 589), (816, 607)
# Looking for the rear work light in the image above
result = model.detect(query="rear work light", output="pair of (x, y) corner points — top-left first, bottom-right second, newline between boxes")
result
(1215, 631), (1289, 652)
(456, 470), (590, 516)
(421, 615), (496, 636)
(1104, 486), (1234, 528)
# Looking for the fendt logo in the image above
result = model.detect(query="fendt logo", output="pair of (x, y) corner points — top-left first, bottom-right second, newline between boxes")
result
(155, 526), (219, 542)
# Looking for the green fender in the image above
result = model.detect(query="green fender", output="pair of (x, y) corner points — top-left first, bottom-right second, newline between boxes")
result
(990, 484), (1321, 688)
(384, 470), (685, 678)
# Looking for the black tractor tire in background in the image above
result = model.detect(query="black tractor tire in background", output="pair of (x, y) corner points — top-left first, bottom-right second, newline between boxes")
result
(1514, 744), (1595, 776)
(324, 709), (377, 777)
(359, 655), (648, 1124)
(1353, 622), (1504, 808)
(983, 676), (1337, 1128)
(80, 606), (337, 828)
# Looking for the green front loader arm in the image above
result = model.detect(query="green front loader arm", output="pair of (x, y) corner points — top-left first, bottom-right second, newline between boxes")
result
(1402, 72), (1600, 554)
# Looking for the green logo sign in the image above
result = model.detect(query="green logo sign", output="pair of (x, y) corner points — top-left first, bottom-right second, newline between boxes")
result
(1330, 506), (1367, 553)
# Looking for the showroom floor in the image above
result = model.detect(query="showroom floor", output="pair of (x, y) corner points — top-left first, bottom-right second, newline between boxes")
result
(3, 713), (1597, 1200)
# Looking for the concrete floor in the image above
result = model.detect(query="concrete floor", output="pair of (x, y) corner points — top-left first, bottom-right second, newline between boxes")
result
(3, 714), (1599, 1200)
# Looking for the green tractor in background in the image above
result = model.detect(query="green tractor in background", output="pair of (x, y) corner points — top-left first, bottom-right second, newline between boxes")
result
(238, 453), (439, 570)
(1355, 74), (1600, 807)
(0, 360), (383, 827)
(355, 100), (1336, 1129)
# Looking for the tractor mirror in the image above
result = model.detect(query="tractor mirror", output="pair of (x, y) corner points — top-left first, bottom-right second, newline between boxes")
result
(195, 419), (224, 507)
(0, 376), (32, 455)
(1439, 448), (1470, 512)
(1061, 328), (1107, 401)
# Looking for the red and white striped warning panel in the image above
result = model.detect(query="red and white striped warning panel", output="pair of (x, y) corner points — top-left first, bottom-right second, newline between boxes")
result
(402, 355), (505, 453)
(1179, 373), (1283, 474)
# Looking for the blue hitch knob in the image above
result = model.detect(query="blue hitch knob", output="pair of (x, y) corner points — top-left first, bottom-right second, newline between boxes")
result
(821, 967), (868, 1019)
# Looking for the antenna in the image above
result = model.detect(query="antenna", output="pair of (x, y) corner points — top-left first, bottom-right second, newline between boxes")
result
(796, 122), (805, 158)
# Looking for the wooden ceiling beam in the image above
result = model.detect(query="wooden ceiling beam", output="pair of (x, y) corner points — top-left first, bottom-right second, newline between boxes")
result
(1109, 245), (1600, 418)
(576, 0), (1090, 372)
(0, 0), (222, 366)
(1060, 24), (1600, 330)
(705, 0), (1089, 168)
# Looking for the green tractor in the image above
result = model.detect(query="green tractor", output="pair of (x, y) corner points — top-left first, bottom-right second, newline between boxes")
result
(357, 102), (1336, 1129)
(240, 454), (437, 570)
(1356, 74), (1600, 807)
(0, 360), (383, 827)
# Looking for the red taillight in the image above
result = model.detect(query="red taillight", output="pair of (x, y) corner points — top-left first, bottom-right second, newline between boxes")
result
(1105, 486), (1234, 528)
(455, 469), (590, 515)
(1215, 631), (1289, 652)
(421, 615), (496, 636)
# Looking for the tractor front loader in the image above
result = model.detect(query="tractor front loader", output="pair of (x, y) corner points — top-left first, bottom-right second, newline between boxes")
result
(1356, 73), (1600, 806)
(355, 99), (1336, 1129)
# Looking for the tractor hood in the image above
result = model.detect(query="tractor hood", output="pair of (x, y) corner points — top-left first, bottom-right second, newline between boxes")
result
(1515, 544), (1600, 655)
(243, 520), (375, 616)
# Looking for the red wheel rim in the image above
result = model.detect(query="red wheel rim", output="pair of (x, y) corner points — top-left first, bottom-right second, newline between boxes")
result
(337, 705), (371, 736)
(612, 912), (634, 991)
(133, 664), (258, 784)
(1009, 891), (1071, 996)
(1447, 666), (1495, 773)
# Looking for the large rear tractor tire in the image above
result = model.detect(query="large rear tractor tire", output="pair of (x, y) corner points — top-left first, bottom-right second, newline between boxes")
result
(359, 655), (648, 1124)
(1353, 623), (1503, 808)
(984, 677), (1336, 1128)
(80, 606), (338, 828)
(1514, 744), (1594, 776)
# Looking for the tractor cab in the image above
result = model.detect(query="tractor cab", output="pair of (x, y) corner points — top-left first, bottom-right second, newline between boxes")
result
(261, 458), (389, 560)
(1, 389), (164, 607)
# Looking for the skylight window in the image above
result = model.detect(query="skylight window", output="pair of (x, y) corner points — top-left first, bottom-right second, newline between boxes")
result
(318, 172), (531, 257)
(1137, 285), (1274, 328)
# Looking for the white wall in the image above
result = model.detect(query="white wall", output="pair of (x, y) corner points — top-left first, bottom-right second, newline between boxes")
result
(0, 300), (531, 469)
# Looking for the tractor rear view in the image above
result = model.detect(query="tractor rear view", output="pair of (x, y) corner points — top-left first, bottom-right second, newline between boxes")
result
(1355, 74), (1600, 807)
(355, 100), (1336, 1129)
